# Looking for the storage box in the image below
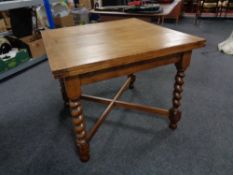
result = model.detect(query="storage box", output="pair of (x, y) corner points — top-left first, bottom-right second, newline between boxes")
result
(54, 14), (75, 27)
(0, 49), (30, 73)
(1, 12), (11, 29)
(21, 35), (46, 58)
(4, 17), (11, 29)
(0, 19), (7, 32)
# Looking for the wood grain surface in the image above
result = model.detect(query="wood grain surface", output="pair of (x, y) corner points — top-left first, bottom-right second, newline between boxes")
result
(42, 18), (205, 78)
(42, 18), (206, 162)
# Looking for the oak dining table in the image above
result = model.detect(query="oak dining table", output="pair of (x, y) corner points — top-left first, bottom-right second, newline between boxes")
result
(42, 18), (206, 162)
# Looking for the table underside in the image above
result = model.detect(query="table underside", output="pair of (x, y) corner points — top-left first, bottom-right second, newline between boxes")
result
(58, 51), (191, 162)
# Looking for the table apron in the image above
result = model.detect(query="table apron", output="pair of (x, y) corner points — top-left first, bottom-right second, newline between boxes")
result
(79, 53), (182, 85)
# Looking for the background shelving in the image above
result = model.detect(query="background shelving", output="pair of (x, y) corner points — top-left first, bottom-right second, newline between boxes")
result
(0, 0), (60, 81)
(0, 0), (59, 11)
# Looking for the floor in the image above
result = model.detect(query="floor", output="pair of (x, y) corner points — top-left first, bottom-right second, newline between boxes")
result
(0, 17), (233, 175)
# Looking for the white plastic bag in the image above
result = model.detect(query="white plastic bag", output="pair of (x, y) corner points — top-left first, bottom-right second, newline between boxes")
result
(218, 31), (233, 55)
(71, 7), (89, 25)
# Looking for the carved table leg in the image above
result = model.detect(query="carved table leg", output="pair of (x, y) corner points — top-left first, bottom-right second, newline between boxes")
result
(59, 79), (69, 107)
(128, 74), (136, 89)
(64, 78), (90, 162)
(169, 70), (185, 129)
(70, 99), (89, 162)
(169, 51), (192, 130)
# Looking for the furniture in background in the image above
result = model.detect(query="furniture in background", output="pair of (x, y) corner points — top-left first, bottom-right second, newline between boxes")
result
(221, 0), (233, 17)
(42, 18), (205, 162)
(195, 0), (222, 24)
(90, 0), (183, 24)
(164, 0), (183, 23)
(195, 0), (233, 23)
(183, 0), (198, 12)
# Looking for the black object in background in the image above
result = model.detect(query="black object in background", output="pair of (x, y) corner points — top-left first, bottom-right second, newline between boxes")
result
(9, 8), (33, 38)
(102, 0), (127, 6)
(0, 43), (11, 55)
(73, 0), (79, 8)
(5, 36), (30, 56)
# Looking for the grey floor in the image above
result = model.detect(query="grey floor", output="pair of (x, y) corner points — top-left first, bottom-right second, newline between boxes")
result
(0, 18), (233, 175)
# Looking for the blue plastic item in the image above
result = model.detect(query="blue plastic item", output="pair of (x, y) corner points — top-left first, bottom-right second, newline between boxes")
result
(43, 0), (55, 29)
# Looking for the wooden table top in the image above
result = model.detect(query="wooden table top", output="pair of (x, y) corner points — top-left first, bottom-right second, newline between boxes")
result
(42, 18), (205, 78)
(90, 0), (181, 17)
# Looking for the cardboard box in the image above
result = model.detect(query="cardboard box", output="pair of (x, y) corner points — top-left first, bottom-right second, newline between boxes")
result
(0, 19), (7, 32)
(0, 49), (30, 73)
(1, 12), (11, 29)
(79, 0), (92, 9)
(21, 35), (46, 58)
(4, 17), (11, 29)
(54, 14), (75, 27)
(0, 12), (10, 32)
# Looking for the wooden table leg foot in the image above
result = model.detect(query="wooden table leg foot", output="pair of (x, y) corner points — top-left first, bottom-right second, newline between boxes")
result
(70, 99), (90, 162)
(169, 110), (181, 130)
(169, 124), (177, 130)
(78, 142), (90, 162)
(128, 74), (136, 89)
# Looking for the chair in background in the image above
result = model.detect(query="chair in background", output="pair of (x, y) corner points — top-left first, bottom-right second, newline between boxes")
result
(195, 0), (222, 23)
(220, 0), (233, 17)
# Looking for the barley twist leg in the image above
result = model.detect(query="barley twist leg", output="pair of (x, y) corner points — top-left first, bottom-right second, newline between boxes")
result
(169, 70), (185, 129)
(69, 99), (90, 162)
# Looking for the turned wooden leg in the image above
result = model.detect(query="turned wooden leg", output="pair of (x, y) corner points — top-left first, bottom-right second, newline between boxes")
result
(161, 16), (164, 25)
(157, 17), (161, 24)
(64, 78), (90, 162)
(128, 74), (136, 89)
(69, 99), (90, 162)
(176, 16), (179, 25)
(169, 51), (192, 130)
(59, 79), (69, 107)
(169, 70), (185, 129)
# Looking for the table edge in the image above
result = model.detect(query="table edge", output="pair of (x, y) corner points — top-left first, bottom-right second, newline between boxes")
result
(51, 40), (206, 79)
